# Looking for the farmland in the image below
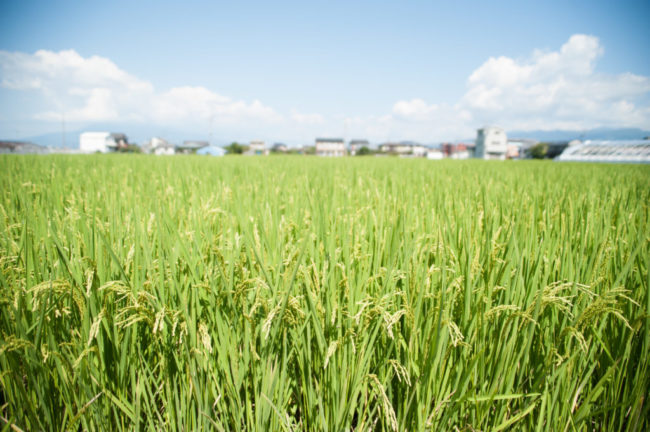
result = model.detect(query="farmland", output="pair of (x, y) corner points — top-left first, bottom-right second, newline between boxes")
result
(0, 155), (648, 431)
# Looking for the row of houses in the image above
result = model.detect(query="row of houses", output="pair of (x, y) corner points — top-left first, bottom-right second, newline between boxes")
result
(311, 127), (648, 162)
(139, 137), (215, 155)
(72, 130), (650, 164)
(315, 138), (449, 158)
(79, 133), (281, 156)
(79, 133), (226, 156)
(474, 127), (649, 162)
(0, 140), (48, 154)
(313, 127), (508, 159)
(313, 138), (478, 159)
(75, 127), (549, 160)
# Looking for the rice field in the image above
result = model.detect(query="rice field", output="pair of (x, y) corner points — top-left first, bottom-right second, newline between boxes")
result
(0, 154), (648, 431)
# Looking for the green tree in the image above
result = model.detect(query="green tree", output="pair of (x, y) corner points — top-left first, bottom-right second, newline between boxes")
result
(356, 146), (372, 156)
(529, 142), (549, 159)
(224, 142), (246, 154)
(119, 144), (142, 153)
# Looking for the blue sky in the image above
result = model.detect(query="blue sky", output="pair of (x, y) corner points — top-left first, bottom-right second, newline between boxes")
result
(1, 0), (649, 145)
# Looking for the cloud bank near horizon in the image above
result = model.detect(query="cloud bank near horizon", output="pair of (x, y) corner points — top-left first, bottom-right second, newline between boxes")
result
(1, 34), (649, 142)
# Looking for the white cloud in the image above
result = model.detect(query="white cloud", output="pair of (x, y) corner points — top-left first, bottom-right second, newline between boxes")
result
(0, 49), (152, 93)
(1, 34), (649, 143)
(461, 34), (650, 130)
(367, 34), (650, 139)
(36, 87), (119, 122)
(290, 110), (325, 125)
(0, 49), (280, 126)
(150, 86), (281, 124)
(392, 99), (439, 121)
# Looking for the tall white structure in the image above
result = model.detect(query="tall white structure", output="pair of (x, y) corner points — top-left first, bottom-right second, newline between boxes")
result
(79, 132), (127, 153)
(475, 126), (508, 160)
(315, 138), (346, 156)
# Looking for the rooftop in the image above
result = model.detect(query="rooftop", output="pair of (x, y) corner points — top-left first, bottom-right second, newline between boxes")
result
(179, 141), (208, 149)
(557, 140), (650, 163)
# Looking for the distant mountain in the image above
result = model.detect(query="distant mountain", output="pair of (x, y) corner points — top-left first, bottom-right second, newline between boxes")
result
(22, 130), (82, 149)
(508, 127), (650, 142)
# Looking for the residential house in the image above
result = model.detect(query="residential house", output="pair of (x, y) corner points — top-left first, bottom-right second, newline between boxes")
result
(247, 140), (269, 155)
(143, 137), (175, 155)
(441, 143), (471, 159)
(0, 141), (47, 154)
(379, 141), (428, 157)
(426, 148), (444, 160)
(271, 143), (289, 153)
(315, 138), (346, 156)
(79, 132), (129, 153)
(349, 139), (369, 156)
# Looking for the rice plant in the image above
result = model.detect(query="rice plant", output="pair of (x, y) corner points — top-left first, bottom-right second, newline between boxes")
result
(0, 154), (648, 431)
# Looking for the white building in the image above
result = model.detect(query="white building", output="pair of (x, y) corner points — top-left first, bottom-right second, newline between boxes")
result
(246, 140), (268, 155)
(379, 142), (428, 157)
(426, 149), (444, 160)
(79, 132), (128, 153)
(475, 126), (508, 160)
(142, 137), (175, 155)
(557, 140), (650, 164)
(315, 138), (346, 156)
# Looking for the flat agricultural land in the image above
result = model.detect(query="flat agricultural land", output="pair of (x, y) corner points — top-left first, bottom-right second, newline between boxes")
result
(1, 155), (648, 431)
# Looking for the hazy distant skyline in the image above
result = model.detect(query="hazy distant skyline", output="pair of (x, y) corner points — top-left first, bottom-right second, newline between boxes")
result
(1, 0), (649, 144)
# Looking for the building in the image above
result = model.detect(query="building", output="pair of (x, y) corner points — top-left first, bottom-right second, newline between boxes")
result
(506, 143), (520, 159)
(475, 126), (508, 160)
(79, 132), (129, 153)
(175, 140), (208, 154)
(441, 143), (471, 159)
(379, 141), (428, 157)
(426, 148), (444, 160)
(142, 137), (175, 155)
(507, 138), (538, 159)
(246, 140), (269, 155)
(315, 138), (346, 156)
(349, 139), (369, 156)
(557, 140), (650, 164)
(0, 141), (48, 154)
(271, 143), (289, 153)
